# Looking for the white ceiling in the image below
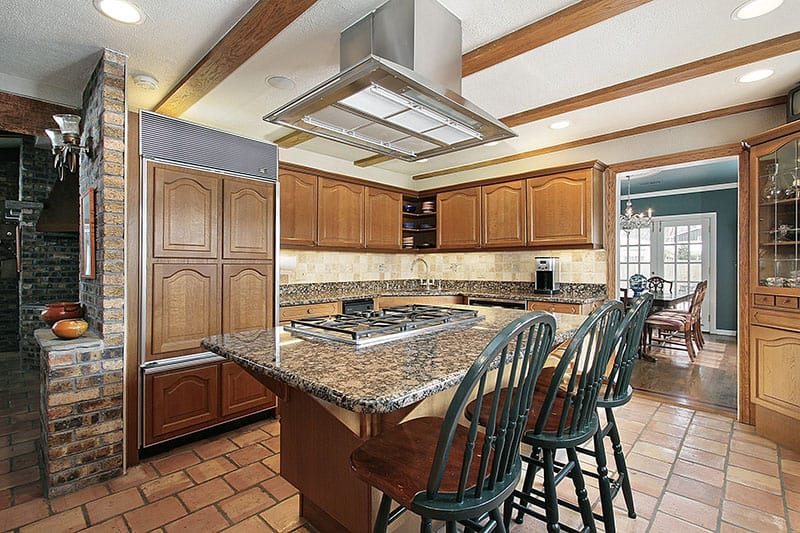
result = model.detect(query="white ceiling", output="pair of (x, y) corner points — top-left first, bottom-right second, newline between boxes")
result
(1, 0), (798, 180)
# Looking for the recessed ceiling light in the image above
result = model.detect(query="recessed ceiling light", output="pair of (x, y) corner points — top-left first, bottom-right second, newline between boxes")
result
(484, 141), (500, 147)
(549, 120), (571, 130)
(266, 76), (296, 90)
(132, 74), (159, 90)
(732, 0), (783, 20)
(736, 68), (774, 83)
(94, 0), (143, 24)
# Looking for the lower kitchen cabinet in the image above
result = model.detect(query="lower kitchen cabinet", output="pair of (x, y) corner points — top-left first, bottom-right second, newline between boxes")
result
(279, 301), (341, 324)
(221, 361), (276, 417)
(527, 300), (600, 315)
(144, 361), (275, 446)
(376, 295), (463, 308)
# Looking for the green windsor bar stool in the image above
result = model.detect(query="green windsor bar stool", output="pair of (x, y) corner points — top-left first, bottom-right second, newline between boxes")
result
(466, 300), (625, 533)
(572, 293), (653, 533)
(350, 312), (556, 533)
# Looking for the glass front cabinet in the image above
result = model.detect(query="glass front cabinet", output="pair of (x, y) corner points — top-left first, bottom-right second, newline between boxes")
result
(753, 134), (800, 290)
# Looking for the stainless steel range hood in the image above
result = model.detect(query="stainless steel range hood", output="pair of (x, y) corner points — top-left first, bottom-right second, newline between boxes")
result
(263, 0), (516, 162)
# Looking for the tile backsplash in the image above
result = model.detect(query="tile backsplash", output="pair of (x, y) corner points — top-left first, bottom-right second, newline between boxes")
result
(279, 249), (607, 285)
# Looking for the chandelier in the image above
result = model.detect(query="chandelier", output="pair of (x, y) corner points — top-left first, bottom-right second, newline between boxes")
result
(619, 175), (653, 233)
(44, 114), (94, 181)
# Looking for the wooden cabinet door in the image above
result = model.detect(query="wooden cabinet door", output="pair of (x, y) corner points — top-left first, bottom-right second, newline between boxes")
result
(223, 264), (274, 333)
(150, 264), (220, 359)
(365, 188), (401, 250)
(146, 363), (220, 444)
(152, 163), (219, 258)
(482, 180), (526, 247)
(279, 170), (317, 246)
(437, 187), (481, 249)
(527, 169), (595, 246)
(220, 361), (275, 417)
(318, 178), (365, 248)
(224, 179), (275, 260)
(751, 325), (800, 449)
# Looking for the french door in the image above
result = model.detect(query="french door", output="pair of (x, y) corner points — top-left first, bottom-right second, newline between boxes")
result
(619, 213), (717, 331)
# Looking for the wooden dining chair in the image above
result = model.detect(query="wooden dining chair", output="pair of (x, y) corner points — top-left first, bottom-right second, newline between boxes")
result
(464, 300), (625, 532)
(350, 312), (556, 533)
(644, 280), (707, 361)
(646, 275), (673, 293)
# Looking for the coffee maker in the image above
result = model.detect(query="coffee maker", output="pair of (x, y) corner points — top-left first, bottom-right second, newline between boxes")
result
(534, 257), (560, 295)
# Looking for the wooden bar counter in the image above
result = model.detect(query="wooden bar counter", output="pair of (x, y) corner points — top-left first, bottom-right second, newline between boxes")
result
(203, 306), (582, 532)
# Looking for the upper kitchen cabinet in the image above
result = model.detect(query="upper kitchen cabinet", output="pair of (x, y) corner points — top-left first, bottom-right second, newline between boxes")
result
(437, 187), (481, 249)
(223, 180), (275, 260)
(279, 169), (318, 247)
(151, 163), (219, 258)
(318, 178), (365, 248)
(482, 180), (526, 247)
(527, 165), (604, 247)
(365, 188), (402, 250)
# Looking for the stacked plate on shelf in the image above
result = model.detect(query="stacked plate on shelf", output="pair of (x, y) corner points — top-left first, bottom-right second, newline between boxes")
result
(403, 236), (414, 249)
(421, 201), (435, 213)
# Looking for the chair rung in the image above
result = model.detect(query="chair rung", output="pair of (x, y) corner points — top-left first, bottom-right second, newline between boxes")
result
(509, 500), (590, 533)
(386, 505), (407, 525)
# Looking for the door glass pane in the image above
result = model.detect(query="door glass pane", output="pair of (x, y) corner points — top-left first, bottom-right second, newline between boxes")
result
(677, 226), (689, 243)
(664, 264), (675, 280)
(629, 231), (639, 245)
(690, 225), (702, 242)
(664, 226), (675, 244)
(664, 246), (675, 262)
(689, 244), (702, 262)
(629, 248), (639, 262)
(619, 264), (628, 281)
(676, 263), (688, 280)
(620, 247), (628, 262)
(641, 246), (651, 262)
(677, 245), (689, 261)
(690, 263), (702, 281)
(640, 228), (651, 244)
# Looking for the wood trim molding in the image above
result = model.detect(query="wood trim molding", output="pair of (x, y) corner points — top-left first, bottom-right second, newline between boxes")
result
(154, 0), (317, 116)
(743, 116), (800, 147)
(608, 144), (743, 174)
(0, 91), (78, 137)
(413, 97), (781, 180)
(279, 161), (416, 196)
(501, 31), (800, 127)
(603, 168), (617, 301)
(737, 150), (753, 424)
(462, 0), (653, 77)
(354, 154), (393, 167)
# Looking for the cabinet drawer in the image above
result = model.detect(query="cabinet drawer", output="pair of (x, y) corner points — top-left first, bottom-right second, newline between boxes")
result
(776, 296), (799, 310)
(752, 307), (800, 333)
(754, 294), (776, 307)
(280, 301), (340, 322)
(527, 301), (581, 314)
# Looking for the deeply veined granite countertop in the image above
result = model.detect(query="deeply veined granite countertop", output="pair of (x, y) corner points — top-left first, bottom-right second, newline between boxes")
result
(202, 306), (585, 414)
(280, 279), (606, 306)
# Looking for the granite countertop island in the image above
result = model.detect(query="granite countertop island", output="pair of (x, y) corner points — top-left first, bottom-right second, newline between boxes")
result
(202, 306), (583, 414)
(202, 305), (585, 533)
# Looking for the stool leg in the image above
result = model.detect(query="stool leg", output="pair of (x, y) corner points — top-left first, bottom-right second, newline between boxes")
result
(490, 508), (507, 533)
(567, 447), (596, 533)
(593, 429), (616, 533)
(374, 494), (391, 533)
(607, 409), (636, 518)
(542, 448), (561, 533)
(445, 521), (457, 533)
(513, 445), (541, 524)
(421, 518), (433, 533)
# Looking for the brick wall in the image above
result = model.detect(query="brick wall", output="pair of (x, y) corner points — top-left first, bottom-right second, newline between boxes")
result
(0, 150), (20, 352)
(18, 139), (80, 366)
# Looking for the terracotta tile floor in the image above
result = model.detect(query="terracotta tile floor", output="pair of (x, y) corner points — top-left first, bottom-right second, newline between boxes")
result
(1, 350), (799, 532)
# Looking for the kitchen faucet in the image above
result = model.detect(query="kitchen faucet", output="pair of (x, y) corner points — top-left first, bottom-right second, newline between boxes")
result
(411, 257), (436, 289)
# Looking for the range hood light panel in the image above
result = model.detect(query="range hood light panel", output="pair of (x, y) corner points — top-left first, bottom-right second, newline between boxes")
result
(367, 84), (483, 142)
(302, 115), (417, 157)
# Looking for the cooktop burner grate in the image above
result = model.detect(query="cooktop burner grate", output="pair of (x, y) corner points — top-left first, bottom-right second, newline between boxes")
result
(285, 304), (483, 345)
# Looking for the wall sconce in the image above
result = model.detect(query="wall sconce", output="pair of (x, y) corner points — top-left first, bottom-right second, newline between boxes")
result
(45, 114), (94, 180)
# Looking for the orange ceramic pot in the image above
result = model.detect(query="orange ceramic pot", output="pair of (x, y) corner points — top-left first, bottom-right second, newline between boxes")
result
(52, 319), (89, 339)
(41, 302), (84, 326)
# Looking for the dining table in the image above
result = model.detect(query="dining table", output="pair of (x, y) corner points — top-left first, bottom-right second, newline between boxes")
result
(624, 288), (694, 361)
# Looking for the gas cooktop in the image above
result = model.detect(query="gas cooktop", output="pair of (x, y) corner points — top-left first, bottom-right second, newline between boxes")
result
(285, 304), (484, 346)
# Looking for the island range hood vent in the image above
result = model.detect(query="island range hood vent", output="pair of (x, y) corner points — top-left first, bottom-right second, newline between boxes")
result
(263, 0), (515, 162)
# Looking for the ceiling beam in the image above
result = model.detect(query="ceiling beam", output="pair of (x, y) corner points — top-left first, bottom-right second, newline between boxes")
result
(274, 130), (317, 148)
(354, 154), (393, 167)
(154, 0), (318, 117)
(413, 96), (784, 180)
(0, 91), (78, 138)
(462, 0), (653, 77)
(501, 31), (800, 127)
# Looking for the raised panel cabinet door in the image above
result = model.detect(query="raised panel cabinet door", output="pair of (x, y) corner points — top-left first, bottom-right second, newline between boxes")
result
(152, 163), (219, 258)
(751, 325), (800, 420)
(220, 361), (275, 417)
(224, 179), (275, 260)
(146, 363), (220, 444)
(317, 178), (365, 248)
(482, 180), (526, 247)
(223, 264), (274, 333)
(365, 188), (402, 250)
(150, 264), (220, 359)
(527, 170), (592, 246)
(437, 187), (481, 249)
(279, 170), (317, 246)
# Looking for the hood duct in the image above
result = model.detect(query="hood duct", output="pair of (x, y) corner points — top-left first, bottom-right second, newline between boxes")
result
(263, 0), (515, 162)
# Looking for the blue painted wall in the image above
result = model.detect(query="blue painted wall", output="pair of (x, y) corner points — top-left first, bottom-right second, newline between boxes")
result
(622, 187), (738, 331)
